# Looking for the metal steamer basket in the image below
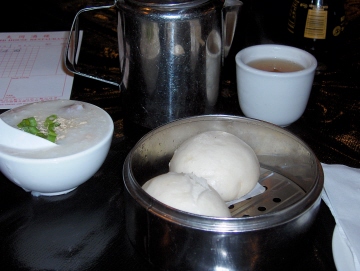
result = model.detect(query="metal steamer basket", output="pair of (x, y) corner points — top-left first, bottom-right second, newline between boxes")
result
(123, 115), (324, 270)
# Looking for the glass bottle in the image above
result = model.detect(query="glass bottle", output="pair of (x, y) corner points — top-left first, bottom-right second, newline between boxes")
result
(287, 0), (346, 71)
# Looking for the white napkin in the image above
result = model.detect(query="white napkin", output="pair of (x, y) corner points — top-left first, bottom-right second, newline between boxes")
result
(321, 163), (360, 271)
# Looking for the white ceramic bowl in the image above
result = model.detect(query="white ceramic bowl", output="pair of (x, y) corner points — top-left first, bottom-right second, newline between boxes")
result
(0, 100), (114, 196)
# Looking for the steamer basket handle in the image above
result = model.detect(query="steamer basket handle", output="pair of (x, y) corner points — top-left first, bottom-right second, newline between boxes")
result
(64, 4), (121, 88)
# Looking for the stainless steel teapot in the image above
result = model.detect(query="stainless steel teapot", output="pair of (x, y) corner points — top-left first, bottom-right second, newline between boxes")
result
(65, 0), (242, 129)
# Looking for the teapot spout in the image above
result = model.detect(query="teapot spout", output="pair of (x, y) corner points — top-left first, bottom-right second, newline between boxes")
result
(222, 0), (243, 60)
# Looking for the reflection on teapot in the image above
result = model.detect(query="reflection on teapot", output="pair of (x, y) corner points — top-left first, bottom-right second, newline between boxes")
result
(140, 22), (160, 96)
(206, 30), (221, 106)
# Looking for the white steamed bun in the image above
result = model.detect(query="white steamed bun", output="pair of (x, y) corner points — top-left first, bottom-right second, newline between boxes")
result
(142, 172), (231, 217)
(169, 131), (260, 202)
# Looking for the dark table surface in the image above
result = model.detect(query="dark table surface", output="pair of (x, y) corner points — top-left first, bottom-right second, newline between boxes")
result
(0, 0), (359, 270)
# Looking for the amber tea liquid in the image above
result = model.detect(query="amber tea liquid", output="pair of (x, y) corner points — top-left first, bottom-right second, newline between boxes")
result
(247, 58), (305, 72)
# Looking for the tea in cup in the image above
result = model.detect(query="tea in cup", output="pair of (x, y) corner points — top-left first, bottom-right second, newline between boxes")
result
(235, 44), (317, 127)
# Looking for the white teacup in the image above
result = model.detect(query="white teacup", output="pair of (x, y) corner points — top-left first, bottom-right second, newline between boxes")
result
(235, 44), (317, 127)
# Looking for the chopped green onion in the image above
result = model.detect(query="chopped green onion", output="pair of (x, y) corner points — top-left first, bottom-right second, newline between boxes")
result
(28, 117), (37, 127)
(37, 133), (47, 139)
(47, 115), (57, 121)
(44, 115), (58, 127)
(17, 115), (60, 143)
(47, 135), (57, 143)
(48, 122), (59, 132)
(28, 126), (40, 134)
(48, 130), (57, 136)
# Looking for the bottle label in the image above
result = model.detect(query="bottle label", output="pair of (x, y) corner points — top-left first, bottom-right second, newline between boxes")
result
(304, 5), (328, 39)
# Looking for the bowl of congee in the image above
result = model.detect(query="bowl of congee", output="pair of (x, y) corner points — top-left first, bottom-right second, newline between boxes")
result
(0, 100), (114, 196)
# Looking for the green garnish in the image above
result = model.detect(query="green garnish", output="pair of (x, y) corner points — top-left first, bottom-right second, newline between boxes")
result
(17, 115), (60, 143)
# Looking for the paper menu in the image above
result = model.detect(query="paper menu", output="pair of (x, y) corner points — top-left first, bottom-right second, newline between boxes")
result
(0, 31), (76, 109)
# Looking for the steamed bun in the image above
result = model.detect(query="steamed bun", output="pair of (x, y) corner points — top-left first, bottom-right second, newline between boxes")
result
(169, 131), (260, 202)
(142, 172), (231, 217)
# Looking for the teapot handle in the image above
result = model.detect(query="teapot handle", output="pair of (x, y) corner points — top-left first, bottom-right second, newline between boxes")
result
(64, 4), (121, 88)
(222, 0), (243, 60)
